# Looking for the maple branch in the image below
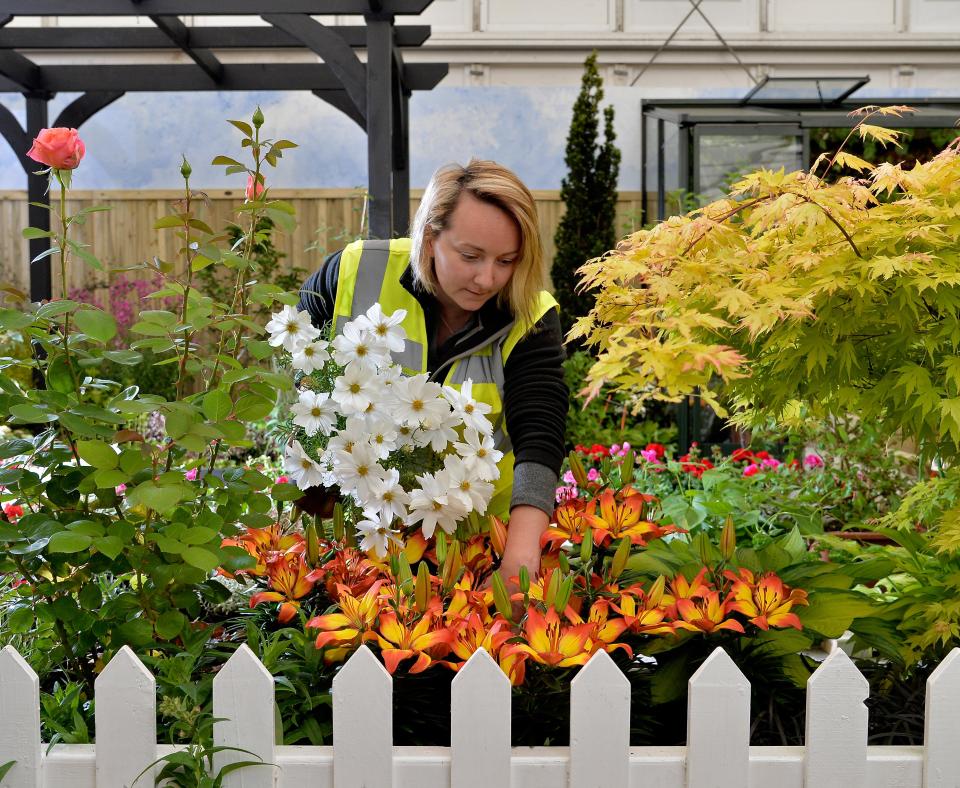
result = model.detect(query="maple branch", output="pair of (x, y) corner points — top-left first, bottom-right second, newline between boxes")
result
(680, 197), (766, 257)
(795, 195), (862, 258)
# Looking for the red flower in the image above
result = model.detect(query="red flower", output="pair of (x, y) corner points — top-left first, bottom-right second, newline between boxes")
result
(644, 443), (666, 459)
(730, 448), (753, 463)
(679, 455), (714, 478)
(2, 503), (24, 522)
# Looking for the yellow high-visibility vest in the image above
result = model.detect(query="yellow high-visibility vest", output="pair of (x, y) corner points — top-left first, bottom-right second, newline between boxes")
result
(331, 238), (557, 519)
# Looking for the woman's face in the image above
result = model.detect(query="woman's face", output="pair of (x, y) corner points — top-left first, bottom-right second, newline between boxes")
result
(426, 191), (520, 316)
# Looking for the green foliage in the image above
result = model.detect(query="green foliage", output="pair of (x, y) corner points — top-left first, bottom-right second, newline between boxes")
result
(552, 51), (621, 339)
(575, 106), (960, 470)
(563, 350), (676, 451)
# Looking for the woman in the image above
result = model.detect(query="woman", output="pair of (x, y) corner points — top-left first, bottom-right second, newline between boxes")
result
(298, 160), (568, 583)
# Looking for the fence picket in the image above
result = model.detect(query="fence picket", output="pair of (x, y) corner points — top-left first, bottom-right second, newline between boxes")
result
(333, 644), (393, 788)
(212, 644), (277, 788)
(924, 647), (960, 788)
(686, 647), (749, 788)
(94, 646), (156, 788)
(451, 647), (511, 788)
(0, 646), (40, 788)
(570, 649), (630, 788)
(805, 648), (868, 788)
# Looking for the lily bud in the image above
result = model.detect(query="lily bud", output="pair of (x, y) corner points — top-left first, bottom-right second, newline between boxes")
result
(569, 450), (589, 487)
(720, 515), (736, 561)
(518, 564), (530, 594)
(554, 576), (573, 615)
(620, 448), (635, 482)
(441, 539), (462, 593)
(491, 570), (513, 622)
(415, 561), (431, 612)
(435, 531), (447, 565)
(306, 518), (320, 566)
(544, 569), (561, 608)
(558, 552), (570, 573)
(609, 536), (631, 580)
(488, 515), (507, 557)
(397, 553), (414, 595)
(580, 528), (593, 563)
(648, 574), (666, 606)
(180, 155), (192, 181)
(252, 106), (265, 129)
(332, 502), (344, 542)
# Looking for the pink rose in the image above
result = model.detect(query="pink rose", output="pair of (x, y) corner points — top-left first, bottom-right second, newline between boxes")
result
(761, 458), (781, 469)
(743, 463), (760, 477)
(804, 453), (824, 469)
(27, 127), (85, 170)
(245, 173), (265, 200)
(184, 468), (198, 481)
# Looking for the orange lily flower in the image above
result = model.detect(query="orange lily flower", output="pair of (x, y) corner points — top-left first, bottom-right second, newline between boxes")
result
(318, 547), (380, 597)
(460, 534), (496, 577)
(674, 591), (745, 634)
(449, 613), (513, 663)
(220, 524), (303, 577)
(445, 572), (494, 626)
(375, 611), (455, 674)
(542, 499), (589, 548)
(569, 598), (633, 657)
(583, 488), (676, 546)
(661, 567), (711, 618)
(498, 646), (528, 686)
(613, 587), (676, 635)
(724, 569), (808, 630)
(250, 552), (317, 623)
(504, 607), (595, 668)
(307, 580), (385, 654)
(511, 568), (581, 621)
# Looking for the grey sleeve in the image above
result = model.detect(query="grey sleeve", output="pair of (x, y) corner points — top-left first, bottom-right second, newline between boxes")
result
(510, 460), (559, 516)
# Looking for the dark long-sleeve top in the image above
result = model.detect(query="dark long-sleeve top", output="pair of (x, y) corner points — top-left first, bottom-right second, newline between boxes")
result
(298, 249), (569, 515)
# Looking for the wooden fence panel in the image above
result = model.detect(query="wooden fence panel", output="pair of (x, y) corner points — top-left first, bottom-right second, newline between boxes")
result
(212, 643), (278, 788)
(569, 649), (630, 788)
(0, 645), (40, 788)
(451, 647), (510, 788)
(686, 648), (750, 788)
(333, 644), (393, 788)
(94, 646), (156, 788)
(0, 189), (650, 301)
(805, 648), (869, 788)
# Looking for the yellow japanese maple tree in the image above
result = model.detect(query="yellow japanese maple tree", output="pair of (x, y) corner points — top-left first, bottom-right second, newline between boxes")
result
(572, 106), (960, 463)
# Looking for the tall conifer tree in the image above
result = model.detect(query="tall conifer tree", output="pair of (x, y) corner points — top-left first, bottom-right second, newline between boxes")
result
(552, 51), (621, 340)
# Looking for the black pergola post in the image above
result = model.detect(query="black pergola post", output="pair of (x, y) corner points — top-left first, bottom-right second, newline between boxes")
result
(0, 2), (447, 299)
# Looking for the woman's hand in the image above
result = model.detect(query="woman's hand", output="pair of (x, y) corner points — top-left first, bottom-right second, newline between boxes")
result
(497, 504), (548, 589)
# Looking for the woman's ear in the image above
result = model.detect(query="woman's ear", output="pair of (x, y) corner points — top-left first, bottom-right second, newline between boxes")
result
(424, 233), (435, 260)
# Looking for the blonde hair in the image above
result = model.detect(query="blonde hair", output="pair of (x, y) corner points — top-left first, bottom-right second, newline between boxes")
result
(409, 159), (547, 330)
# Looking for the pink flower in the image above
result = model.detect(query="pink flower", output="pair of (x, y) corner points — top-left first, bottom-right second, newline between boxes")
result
(587, 468), (600, 482)
(27, 127), (85, 170)
(743, 463), (760, 477)
(115, 484), (126, 495)
(610, 444), (620, 455)
(555, 485), (579, 503)
(621, 442), (631, 453)
(562, 470), (577, 485)
(761, 458), (781, 470)
(640, 449), (660, 464)
(184, 468), (199, 481)
(276, 475), (290, 485)
(804, 453), (824, 469)
(245, 173), (265, 200)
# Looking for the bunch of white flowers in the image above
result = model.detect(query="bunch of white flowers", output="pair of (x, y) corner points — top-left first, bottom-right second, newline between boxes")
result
(266, 303), (502, 556)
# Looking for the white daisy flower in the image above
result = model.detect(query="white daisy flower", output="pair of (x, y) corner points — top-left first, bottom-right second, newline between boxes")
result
(266, 306), (321, 353)
(367, 468), (411, 522)
(417, 409), (460, 453)
(391, 374), (449, 425)
(325, 431), (356, 457)
(454, 427), (503, 482)
(333, 441), (384, 502)
(332, 322), (391, 370)
(291, 390), (337, 437)
(283, 440), (325, 490)
(443, 380), (494, 435)
(332, 363), (376, 415)
(363, 415), (399, 459)
(290, 339), (330, 373)
(353, 304), (408, 354)
(407, 470), (467, 538)
(355, 509), (402, 558)
(443, 454), (494, 514)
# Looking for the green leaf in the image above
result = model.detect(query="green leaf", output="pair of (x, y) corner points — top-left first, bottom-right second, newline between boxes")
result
(74, 309), (117, 344)
(233, 393), (274, 422)
(271, 482), (302, 501)
(181, 546), (220, 572)
(116, 618), (154, 647)
(93, 535), (124, 560)
(153, 215), (185, 230)
(76, 440), (118, 470)
(212, 154), (245, 167)
(102, 350), (143, 366)
(227, 120), (253, 137)
(7, 606), (34, 633)
(203, 390), (233, 421)
(78, 583), (103, 610)
(155, 610), (186, 640)
(797, 590), (879, 638)
(36, 300), (77, 320)
(126, 482), (190, 514)
(9, 403), (56, 423)
(47, 531), (93, 553)
(22, 226), (54, 239)
(181, 527), (217, 545)
(0, 308), (34, 331)
(73, 246), (104, 272)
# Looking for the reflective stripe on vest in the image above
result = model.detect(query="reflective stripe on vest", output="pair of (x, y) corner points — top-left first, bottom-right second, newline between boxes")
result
(332, 238), (557, 519)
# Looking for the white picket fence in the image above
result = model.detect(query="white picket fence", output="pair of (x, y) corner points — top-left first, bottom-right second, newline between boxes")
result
(0, 642), (958, 788)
